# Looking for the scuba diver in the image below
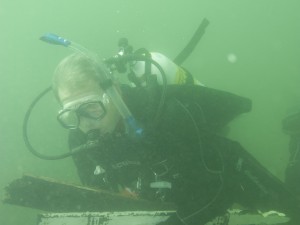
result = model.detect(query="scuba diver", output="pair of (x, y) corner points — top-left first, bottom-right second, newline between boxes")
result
(23, 23), (300, 224)
(45, 52), (298, 224)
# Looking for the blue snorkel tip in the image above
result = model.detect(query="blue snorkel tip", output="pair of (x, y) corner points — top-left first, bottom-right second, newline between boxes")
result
(40, 33), (71, 47)
(126, 116), (143, 138)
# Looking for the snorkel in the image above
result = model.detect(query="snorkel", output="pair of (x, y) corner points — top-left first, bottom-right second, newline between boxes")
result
(40, 33), (143, 137)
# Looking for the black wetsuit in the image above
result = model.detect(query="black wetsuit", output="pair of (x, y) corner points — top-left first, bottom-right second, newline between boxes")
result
(68, 85), (300, 225)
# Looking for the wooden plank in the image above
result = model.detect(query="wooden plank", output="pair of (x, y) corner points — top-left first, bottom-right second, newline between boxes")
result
(3, 174), (176, 212)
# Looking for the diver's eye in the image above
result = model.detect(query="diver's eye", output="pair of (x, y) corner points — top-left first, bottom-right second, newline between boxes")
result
(78, 102), (106, 119)
(57, 109), (79, 129)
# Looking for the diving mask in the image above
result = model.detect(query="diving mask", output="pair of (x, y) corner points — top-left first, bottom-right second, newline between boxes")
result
(57, 93), (109, 129)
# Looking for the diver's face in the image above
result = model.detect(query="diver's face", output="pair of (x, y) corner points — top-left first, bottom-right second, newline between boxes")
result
(58, 81), (121, 134)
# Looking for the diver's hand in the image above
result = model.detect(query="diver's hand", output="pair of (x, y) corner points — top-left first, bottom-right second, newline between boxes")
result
(119, 187), (139, 199)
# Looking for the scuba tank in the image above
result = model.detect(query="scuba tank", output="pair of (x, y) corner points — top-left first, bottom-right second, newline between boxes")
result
(130, 52), (204, 87)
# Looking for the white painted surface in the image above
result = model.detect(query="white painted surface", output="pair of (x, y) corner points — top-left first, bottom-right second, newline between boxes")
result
(38, 209), (290, 225)
(38, 211), (175, 225)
